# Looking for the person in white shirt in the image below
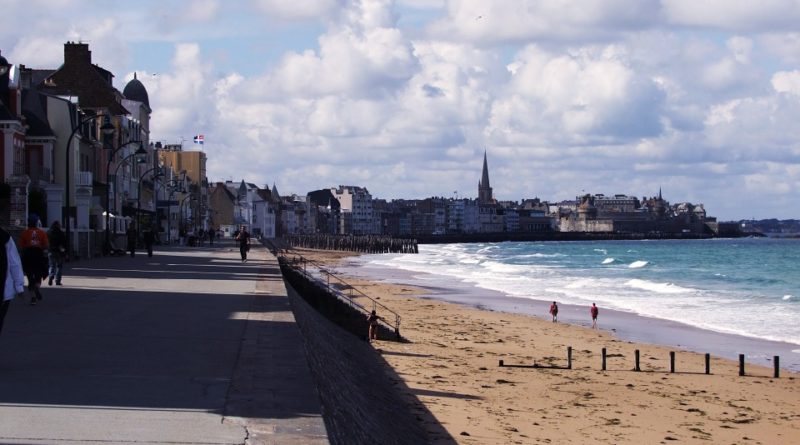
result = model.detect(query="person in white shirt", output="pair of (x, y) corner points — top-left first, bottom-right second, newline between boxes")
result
(0, 227), (26, 337)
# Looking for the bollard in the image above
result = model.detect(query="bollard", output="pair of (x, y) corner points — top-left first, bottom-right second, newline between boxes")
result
(602, 348), (607, 371)
(634, 349), (640, 372)
(739, 354), (745, 376)
(670, 351), (676, 373)
(705, 353), (710, 375)
(499, 359), (504, 367)
(567, 346), (572, 370)
(774, 356), (780, 378)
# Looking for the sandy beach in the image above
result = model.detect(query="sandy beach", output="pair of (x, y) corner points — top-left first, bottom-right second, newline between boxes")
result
(290, 247), (800, 444)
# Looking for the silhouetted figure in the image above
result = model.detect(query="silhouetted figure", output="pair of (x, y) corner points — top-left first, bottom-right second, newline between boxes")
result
(126, 226), (138, 258)
(143, 227), (156, 257)
(235, 226), (250, 262)
(46, 220), (66, 285)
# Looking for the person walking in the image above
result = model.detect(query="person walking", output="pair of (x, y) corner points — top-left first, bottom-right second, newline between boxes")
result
(549, 301), (559, 323)
(234, 225), (250, 262)
(143, 226), (156, 258)
(46, 220), (66, 285)
(367, 310), (382, 342)
(590, 303), (599, 329)
(126, 225), (138, 258)
(207, 227), (215, 246)
(0, 226), (25, 337)
(20, 215), (49, 305)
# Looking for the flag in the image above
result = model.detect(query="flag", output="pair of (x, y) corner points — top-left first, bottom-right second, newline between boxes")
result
(193, 134), (204, 144)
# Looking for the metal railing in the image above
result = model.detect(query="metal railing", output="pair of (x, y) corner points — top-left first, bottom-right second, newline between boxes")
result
(281, 254), (401, 338)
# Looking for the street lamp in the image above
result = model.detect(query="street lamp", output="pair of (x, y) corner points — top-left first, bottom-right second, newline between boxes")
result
(64, 112), (115, 256)
(136, 166), (164, 232)
(104, 142), (147, 253)
(156, 172), (185, 244)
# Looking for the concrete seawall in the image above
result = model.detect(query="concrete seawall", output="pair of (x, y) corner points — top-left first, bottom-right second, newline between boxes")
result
(283, 280), (432, 445)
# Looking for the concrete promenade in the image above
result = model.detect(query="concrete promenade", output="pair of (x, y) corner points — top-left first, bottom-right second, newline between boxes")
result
(0, 240), (328, 445)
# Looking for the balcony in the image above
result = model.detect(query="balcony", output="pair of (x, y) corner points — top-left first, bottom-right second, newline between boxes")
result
(76, 171), (93, 187)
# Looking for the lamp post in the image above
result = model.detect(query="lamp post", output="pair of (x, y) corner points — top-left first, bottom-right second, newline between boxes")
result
(136, 166), (164, 232)
(157, 173), (185, 244)
(105, 143), (147, 253)
(64, 113), (115, 256)
(178, 195), (196, 242)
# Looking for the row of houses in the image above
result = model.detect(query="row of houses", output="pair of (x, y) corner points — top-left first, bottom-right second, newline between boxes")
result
(0, 42), (216, 255)
(215, 151), (717, 238)
(218, 183), (717, 239)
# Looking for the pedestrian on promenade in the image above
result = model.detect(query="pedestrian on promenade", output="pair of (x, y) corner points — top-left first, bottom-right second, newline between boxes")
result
(549, 301), (559, 323)
(20, 215), (49, 305)
(0, 227), (25, 337)
(208, 227), (215, 246)
(234, 225), (250, 262)
(126, 225), (137, 258)
(143, 226), (156, 258)
(367, 310), (382, 341)
(46, 220), (66, 286)
(590, 303), (599, 329)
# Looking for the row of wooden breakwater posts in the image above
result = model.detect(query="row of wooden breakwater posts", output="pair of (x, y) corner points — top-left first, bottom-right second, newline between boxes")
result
(499, 347), (786, 378)
(284, 234), (418, 254)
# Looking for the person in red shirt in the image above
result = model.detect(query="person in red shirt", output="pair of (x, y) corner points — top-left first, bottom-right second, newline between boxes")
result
(19, 214), (49, 305)
(549, 301), (558, 322)
(590, 303), (599, 329)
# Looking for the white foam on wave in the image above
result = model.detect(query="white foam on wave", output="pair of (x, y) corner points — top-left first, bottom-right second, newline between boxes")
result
(628, 260), (649, 268)
(601, 258), (615, 265)
(594, 248), (607, 254)
(783, 295), (794, 301)
(626, 278), (694, 294)
(793, 349), (800, 354)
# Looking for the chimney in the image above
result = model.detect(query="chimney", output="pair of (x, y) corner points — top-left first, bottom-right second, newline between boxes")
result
(64, 41), (91, 66)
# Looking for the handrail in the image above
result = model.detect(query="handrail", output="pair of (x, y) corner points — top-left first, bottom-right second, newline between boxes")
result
(280, 254), (401, 338)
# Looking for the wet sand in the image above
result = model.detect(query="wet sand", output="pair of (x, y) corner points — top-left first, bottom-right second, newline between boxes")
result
(290, 247), (800, 444)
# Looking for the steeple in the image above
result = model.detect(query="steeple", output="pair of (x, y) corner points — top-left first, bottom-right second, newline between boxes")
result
(478, 150), (494, 204)
(481, 150), (490, 189)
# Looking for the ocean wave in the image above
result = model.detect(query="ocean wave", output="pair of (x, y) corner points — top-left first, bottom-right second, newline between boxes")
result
(784, 295), (794, 301)
(594, 248), (607, 254)
(511, 253), (565, 259)
(601, 258), (615, 265)
(625, 278), (694, 294)
(628, 260), (649, 268)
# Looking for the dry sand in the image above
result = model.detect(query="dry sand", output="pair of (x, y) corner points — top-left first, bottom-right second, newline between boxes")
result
(290, 247), (800, 445)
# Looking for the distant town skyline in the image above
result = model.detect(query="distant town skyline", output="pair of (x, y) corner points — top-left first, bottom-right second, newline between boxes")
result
(2, 1), (799, 220)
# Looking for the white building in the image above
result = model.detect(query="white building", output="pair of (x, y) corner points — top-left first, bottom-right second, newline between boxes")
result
(331, 185), (379, 234)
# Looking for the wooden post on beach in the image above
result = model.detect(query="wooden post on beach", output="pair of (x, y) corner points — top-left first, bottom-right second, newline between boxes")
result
(634, 350), (640, 372)
(670, 351), (675, 373)
(601, 348), (607, 371)
(774, 356), (780, 378)
(499, 360), (504, 367)
(705, 353), (710, 375)
(739, 354), (745, 376)
(567, 346), (572, 369)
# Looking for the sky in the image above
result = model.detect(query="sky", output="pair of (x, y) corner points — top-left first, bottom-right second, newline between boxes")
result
(2, 0), (800, 221)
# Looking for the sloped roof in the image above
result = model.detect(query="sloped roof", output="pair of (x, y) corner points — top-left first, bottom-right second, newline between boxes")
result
(21, 89), (54, 137)
(0, 99), (15, 121)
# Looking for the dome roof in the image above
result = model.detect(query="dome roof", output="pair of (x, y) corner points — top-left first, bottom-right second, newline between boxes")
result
(123, 73), (149, 108)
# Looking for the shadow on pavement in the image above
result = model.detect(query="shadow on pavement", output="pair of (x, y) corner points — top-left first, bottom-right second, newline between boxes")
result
(0, 243), (320, 423)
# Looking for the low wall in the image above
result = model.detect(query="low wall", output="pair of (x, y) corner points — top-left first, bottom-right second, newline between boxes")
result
(282, 270), (430, 445)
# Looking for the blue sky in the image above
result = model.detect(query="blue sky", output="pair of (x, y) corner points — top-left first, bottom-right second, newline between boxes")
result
(2, 0), (800, 220)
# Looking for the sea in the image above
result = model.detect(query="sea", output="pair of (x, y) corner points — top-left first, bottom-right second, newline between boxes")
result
(339, 237), (800, 371)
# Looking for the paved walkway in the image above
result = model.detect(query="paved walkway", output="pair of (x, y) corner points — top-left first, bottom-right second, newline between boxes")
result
(0, 241), (328, 445)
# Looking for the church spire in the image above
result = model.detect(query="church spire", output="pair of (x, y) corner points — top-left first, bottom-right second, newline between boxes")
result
(478, 150), (493, 204)
(481, 150), (490, 188)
